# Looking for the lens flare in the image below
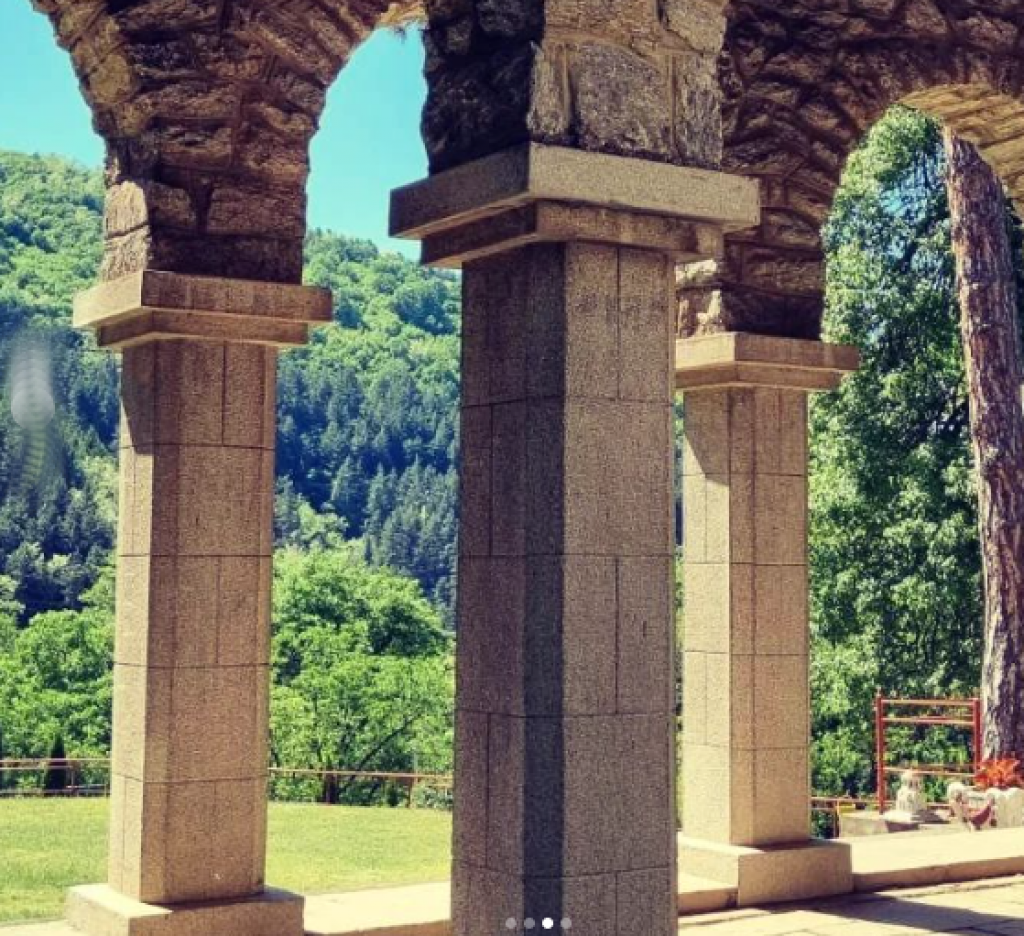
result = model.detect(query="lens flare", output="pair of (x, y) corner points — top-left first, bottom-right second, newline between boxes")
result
(9, 344), (55, 430)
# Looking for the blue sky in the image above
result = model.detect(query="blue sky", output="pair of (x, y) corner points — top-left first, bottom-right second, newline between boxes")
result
(0, 4), (428, 254)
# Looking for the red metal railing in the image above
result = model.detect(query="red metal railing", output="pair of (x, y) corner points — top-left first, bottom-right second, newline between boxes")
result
(875, 695), (981, 813)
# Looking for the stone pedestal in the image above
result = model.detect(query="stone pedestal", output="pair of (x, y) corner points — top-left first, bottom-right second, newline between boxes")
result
(677, 333), (858, 906)
(393, 145), (759, 935)
(68, 271), (331, 936)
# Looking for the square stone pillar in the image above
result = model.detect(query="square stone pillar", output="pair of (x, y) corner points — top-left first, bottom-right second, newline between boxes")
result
(676, 333), (859, 907)
(393, 146), (760, 935)
(66, 271), (331, 936)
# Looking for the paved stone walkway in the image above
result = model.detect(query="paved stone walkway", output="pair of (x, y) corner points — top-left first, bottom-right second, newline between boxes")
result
(683, 876), (1024, 935)
(7, 876), (1024, 936)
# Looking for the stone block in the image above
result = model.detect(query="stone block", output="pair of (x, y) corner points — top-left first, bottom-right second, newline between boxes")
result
(675, 334), (860, 392)
(681, 563), (729, 653)
(682, 743), (754, 844)
(452, 711), (488, 868)
(143, 444), (269, 558)
(729, 472), (755, 564)
(110, 665), (168, 784)
(66, 883), (302, 936)
(460, 276), (489, 408)
(704, 474), (730, 562)
(728, 387), (756, 474)
(753, 655), (808, 751)
(660, 0), (728, 53)
(753, 747), (810, 844)
(617, 866), (676, 936)
(117, 446), (155, 559)
(564, 714), (675, 876)
(565, 243), (619, 399)
(716, 654), (755, 749)
(490, 402), (529, 557)
(730, 563), (755, 654)
(618, 247), (674, 403)
(616, 555), (674, 714)
(164, 666), (264, 783)
(420, 201), (720, 269)
(672, 51), (723, 168)
(217, 556), (272, 666)
(153, 341), (226, 445)
(547, 0), (658, 38)
(523, 247), (569, 402)
(526, 555), (618, 716)
(681, 475), (706, 563)
(677, 837), (853, 906)
(112, 664), (265, 785)
(485, 261), (530, 404)
(778, 389), (809, 476)
(223, 344), (276, 449)
(564, 400), (673, 556)
(391, 144), (760, 241)
(682, 389), (729, 476)
(754, 474), (806, 566)
(458, 406), (491, 558)
(753, 388), (782, 475)
(570, 44), (673, 161)
(487, 714), (673, 878)
(681, 653), (707, 744)
(451, 864), (522, 936)
(753, 564), (808, 656)
(120, 345), (156, 450)
(74, 270), (332, 346)
(158, 778), (265, 902)
(452, 864), (619, 936)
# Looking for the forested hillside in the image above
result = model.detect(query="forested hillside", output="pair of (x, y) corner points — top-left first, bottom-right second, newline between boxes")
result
(0, 150), (459, 623)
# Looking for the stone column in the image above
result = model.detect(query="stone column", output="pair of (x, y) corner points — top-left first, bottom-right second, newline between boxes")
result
(66, 271), (331, 936)
(676, 333), (858, 906)
(393, 147), (758, 934)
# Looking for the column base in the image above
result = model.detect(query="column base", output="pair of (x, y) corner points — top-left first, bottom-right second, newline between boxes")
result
(678, 837), (853, 907)
(67, 884), (305, 936)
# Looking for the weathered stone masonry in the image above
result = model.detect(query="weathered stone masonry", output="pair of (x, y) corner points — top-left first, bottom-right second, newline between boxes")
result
(682, 0), (1024, 340)
(33, 0), (418, 284)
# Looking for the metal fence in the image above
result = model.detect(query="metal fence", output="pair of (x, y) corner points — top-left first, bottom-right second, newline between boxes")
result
(0, 759), (453, 807)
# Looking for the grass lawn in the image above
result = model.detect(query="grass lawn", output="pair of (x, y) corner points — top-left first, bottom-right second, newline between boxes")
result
(0, 799), (452, 925)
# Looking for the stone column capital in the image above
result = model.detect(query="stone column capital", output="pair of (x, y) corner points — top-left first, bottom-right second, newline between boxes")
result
(390, 143), (760, 268)
(675, 333), (860, 393)
(73, 270), (333, 350)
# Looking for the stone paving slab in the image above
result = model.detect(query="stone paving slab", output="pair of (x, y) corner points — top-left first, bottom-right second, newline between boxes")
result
(682, 876), (1024, 935)
(851, 828), (1024, 891)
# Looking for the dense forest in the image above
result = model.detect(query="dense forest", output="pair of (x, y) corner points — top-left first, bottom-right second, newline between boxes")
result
(0, 106), (1006, 807)
(0, 150), (460, 623)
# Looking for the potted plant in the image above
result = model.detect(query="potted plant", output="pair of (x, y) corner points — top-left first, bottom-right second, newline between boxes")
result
(949, 758), (1024, 830)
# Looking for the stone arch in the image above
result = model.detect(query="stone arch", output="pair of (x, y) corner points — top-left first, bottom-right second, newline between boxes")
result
(30, 0), (420, 284)
(680, 0), (1024, 340)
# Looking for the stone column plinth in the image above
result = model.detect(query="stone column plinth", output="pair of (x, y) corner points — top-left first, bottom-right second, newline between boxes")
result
(393, 145), (759, 935)
(66, 271), (331, 936)
(677, 333), (858, 907)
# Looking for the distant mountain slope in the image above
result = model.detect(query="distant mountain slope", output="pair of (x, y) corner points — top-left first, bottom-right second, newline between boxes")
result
(0, 150), (460, 621)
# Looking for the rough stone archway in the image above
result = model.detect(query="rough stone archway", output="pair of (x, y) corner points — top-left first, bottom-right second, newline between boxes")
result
(31, 0), (419, 284)
(680, 0), (1024, 340)
(676, 0), (1024, 908)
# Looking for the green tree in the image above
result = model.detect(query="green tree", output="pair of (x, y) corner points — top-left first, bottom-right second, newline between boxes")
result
(270, 549), (454, 803)
(811, 107), (984, 796)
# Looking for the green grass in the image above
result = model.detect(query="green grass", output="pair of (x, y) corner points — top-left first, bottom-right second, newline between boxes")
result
(0, 799), (452, 925)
